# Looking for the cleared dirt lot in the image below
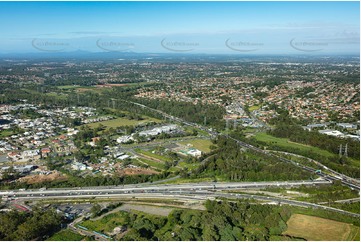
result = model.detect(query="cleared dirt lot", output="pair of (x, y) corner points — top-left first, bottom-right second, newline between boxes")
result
(119, 203), (173, 216)
(19, 171), (67, 184)
(118, 167), (159, 176)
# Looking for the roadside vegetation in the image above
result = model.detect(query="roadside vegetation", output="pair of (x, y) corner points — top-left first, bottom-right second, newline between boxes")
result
(0, 208), (62, 241)
(183, 136), (311, 182)
(330, 202), (360, 214)
(75, 200), (293, 241)
(47, 229), (85, 241)
(71, 200), (360, 241)
(254, 110), (361, 178)
(290, 181), (359, 203)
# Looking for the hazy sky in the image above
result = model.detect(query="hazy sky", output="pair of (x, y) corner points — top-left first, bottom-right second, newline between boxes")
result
(0, 1), (359, 54)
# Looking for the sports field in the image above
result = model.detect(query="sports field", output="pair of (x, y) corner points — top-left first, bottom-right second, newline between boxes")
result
(283, 214), (360, 241)
(135, 149), (172, 162)
(87, 117), (161, 129)
(178, 139), (213, 153)
(254, 132), (334, 158)
(249, 105), (261, 111)
(57, 85), (80, 89)
(137, 158), (166, 170)
(0, 130), (13, 138)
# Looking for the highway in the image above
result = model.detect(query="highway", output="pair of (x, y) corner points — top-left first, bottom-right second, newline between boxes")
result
(2, 183), (359, 218)
(0, 180), (331, 197)
(2, 178), (358, 217)
(127, 99), (360, 191)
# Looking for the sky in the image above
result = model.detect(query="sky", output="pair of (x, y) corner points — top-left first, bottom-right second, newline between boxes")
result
(0, 1), (359, 55)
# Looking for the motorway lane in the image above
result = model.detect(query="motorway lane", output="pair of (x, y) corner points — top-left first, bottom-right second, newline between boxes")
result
(2, 177), (356, 217)
(8, 190), (359, 218)
(0, 180), (331, 197)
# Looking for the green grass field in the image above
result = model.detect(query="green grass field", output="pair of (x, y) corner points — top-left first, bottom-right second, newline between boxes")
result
(22, 88), (68, 100)
(178, 139), (213, 153)
(249, 105), (261, 111)
(79, 211), (128, 233)
(283, 214), (360, 241)
(87, 117), (140, 128)
(47, 229), (84, 241)
(243, 127), (257, 133)
(87, 117), (161, 129)
(177, 161), (200, 170)
(138, 158), (166, 170)
(57, 85), (81, 89)
(254, 132), (335, 158)
(75, 86), (108, 94)
(46, 92), (68, 99)
(0, 130), (14, 138)
(135, 149), (172, 162)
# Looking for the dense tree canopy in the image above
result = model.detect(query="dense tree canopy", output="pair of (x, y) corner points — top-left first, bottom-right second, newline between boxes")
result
(188, 136), (311, 181)
(120, 200), (293, 241)
(0, 208), (62, 240)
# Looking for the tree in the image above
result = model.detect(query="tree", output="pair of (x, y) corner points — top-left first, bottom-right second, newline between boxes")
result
(0, 209), (61, 241)
(232, 226), (244, 240)
(202, 225), (219, 241)
(205, 200), (216, 213)
(91, 204), (101, 218)
(219, 224), (236, 241)
(179, 227), (200, 241)
(168, 210), (182, 225)
(243, 224), (269, 241)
